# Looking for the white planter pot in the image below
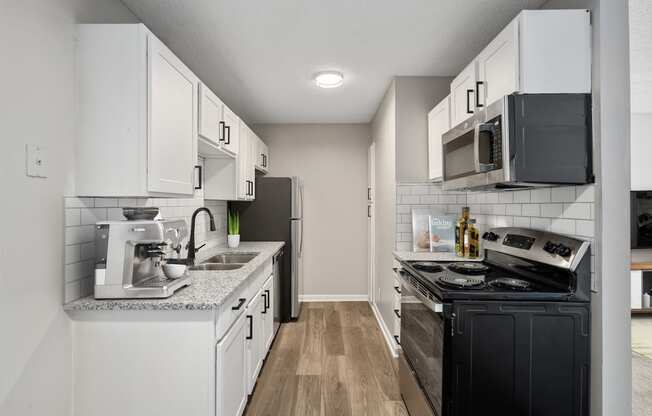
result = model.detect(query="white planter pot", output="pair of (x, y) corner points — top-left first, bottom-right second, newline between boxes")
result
(227, 234), (240, 248)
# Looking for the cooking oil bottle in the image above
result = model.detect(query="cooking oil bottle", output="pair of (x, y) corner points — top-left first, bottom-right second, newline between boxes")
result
(455, 206), (470, 256)
(464, 219), (480, 259)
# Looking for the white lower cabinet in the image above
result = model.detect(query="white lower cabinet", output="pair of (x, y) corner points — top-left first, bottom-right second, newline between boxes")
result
(245, 290), (265, 394)
(262, 275), (274, 351)
(216, 312), (248, 416)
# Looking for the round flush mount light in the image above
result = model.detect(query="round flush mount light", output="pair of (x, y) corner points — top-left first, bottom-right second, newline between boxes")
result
(314, 71), (344, 88)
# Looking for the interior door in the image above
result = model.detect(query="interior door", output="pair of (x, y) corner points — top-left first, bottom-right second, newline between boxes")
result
(477, 19), (519, 108)
(216, 312), (247, 416)
(367, 143), (376, 303)
(450, 61), (478, 127)
(147, 34), (198, 195)
(428, 96), (450, 181)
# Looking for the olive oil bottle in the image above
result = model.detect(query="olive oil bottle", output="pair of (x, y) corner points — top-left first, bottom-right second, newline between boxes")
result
(464, 219), (480, 259)
(455, 207), (470, 257)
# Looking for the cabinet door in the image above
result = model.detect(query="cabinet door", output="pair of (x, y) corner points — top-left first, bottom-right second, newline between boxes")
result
(198, 83), (224, 145)
(248, 133), (257, 200)
(222, 105), (240, 156)
(450, 61), (478, 127)
(237, 123), (250, 200)
(245, 292), (264, 394)
(427, 96), (450, 182)
(477, 19), (519, 108)
(216, 312), (247, 416)
(147, 34), (198, 195)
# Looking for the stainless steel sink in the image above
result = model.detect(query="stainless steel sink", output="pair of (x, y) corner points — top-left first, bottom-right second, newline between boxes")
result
(202, 252), (258, 264)
(189, 263), (244, 271)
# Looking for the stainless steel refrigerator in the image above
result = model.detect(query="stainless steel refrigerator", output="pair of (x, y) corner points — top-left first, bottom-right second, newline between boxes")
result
(230, 177), (303, 321)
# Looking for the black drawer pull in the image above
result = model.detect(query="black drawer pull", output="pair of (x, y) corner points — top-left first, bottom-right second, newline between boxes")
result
(394, 309), (401, 319)
(225, 125), (231, 144)
(475, 81), (484, 108)
(394, 335), (401, 345)
(265, 289), (270, 309)
(393, 286), (401, 294)
(232, 298), (246, 310)
(262, 293), (267, 314)
(466, 89), (474, 114)
(246, 315), (253, 340)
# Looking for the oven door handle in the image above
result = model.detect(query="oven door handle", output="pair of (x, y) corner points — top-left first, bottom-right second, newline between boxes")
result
(398, 271), (444, 314)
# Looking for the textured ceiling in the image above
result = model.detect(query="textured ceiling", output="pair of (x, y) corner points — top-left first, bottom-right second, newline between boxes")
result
(121, 0), (547, 123)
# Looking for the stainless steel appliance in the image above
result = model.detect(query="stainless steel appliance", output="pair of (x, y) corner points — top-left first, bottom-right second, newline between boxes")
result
(94, 219), (191, 299)
(442, 93), (593, 191)
(231, 177), (303, 321)
(398, 227), (591, 416)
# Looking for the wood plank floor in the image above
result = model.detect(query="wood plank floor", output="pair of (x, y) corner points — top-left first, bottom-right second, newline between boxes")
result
(245, 302), (408, 416)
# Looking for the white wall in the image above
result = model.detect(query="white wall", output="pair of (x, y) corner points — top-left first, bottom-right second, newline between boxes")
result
(252, 124), (371, 299)
(0, 1), (137, 414)
(370, 82), (398, 338)
(395, 76), (453, 181)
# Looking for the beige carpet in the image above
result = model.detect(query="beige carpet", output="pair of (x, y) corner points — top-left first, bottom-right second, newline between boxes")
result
(632, 317), (652, 359)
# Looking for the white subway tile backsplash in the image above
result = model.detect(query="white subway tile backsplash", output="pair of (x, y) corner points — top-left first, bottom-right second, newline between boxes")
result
(93, 198), (118, 208)
(65, 245), (81, 265)
(506, 204), (522, 216)
(575, 185), (595, 202)
(513, 216), (531, 228)
(541, 204), (563, 218)
(551, 218), (576, 235)
(531, 217), (552, 230)
(65, 225), (95, 245)
(65, 209), (81, 226)
(420, 195), (437, 204)
(562, 202), (592, 220)
(551, 187), (576, 203)
(65, 197), (94, 208)
(575, 220), (595, 237)
(80, 242), (96, 261)
(513, 190), (531, 203)
(485, 193), (499, 204)
(498, 192), (514, 204)
(531, 188), (551, 203)
(522, 204), (541, 217)
(80, 208), (108, 225)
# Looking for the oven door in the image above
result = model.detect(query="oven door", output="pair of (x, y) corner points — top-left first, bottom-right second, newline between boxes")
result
(399, 271), (448, 416)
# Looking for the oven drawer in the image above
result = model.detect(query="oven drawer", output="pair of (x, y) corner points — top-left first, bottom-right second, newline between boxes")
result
(399, 353), (435, 416)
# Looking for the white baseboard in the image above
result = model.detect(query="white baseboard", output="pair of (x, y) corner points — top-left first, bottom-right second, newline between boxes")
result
(299, 294), (369, 302)
(370, 302), (399, 358)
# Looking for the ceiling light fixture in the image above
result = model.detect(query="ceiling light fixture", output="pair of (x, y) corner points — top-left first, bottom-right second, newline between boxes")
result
(314, 71), (344, 88)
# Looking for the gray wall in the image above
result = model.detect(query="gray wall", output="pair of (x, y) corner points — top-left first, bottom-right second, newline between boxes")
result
(0, 1), (138, 415)
(395, 76), (453, 181)
(252, 124), (371, 298)
(541, 1), (632, 416)
(370, 82), (398, 331)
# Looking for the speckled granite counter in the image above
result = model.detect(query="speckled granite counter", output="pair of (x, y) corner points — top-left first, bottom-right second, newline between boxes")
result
(393, 251), (482, 262)
(64, 241), (284, 311)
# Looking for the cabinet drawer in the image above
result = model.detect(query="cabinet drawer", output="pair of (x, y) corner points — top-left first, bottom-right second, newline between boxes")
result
(215, 259), (273, 340)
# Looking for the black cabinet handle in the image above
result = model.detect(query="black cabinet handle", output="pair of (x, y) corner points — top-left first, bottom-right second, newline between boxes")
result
(394, 309), (401, 319)
(264, 154), (267, 167)
(265, 289), (270, 309)
(219, 121), (225, 142)
(232, 298), (246, 310)
(194, 165), (202, 190)
(367, 187), (371, 200)
(262, 293), (267, 314)
(246, 315), (253, 340)
(466, 89), (474, 114)
(367, 205), (371, 218)
(225, 125), (231, 145)
(393, 286), (401, 294)
(394, 335), (401, 345)
(475, 81), (484, 108)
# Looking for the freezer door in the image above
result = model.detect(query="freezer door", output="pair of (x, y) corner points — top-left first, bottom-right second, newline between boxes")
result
(291, 177), (303, 221)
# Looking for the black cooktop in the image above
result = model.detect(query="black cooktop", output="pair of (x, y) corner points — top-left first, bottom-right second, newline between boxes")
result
(402, 260), (574, 302)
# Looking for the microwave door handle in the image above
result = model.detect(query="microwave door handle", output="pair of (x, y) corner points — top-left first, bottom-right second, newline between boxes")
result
(473, 123), (481, 173)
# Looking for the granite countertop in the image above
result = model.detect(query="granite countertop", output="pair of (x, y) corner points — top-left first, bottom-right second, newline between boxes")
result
(64, 241), (284, 312)
(393, 251), (483, 262)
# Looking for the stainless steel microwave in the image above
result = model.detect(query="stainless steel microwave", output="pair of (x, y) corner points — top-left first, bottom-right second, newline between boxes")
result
(442, 94), (593, 191)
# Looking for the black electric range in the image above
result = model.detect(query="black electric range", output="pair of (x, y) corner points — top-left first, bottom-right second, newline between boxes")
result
(398, 227), (592, 416)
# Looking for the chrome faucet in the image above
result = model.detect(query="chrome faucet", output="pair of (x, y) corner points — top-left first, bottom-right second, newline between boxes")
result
(186, 207), (216, 265)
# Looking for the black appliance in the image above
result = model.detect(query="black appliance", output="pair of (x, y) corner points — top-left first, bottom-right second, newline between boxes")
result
(398, 227), (591, 416)
(230, 177), (303, 322)
(442, 93), (593, 191)
(631, 191), (652, 249)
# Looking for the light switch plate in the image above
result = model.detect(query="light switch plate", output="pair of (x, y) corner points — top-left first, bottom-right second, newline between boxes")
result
(26, 144), (47, 178)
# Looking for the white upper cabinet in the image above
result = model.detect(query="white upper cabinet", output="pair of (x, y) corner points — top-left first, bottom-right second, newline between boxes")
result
(476, 19), (519, 108)
(76, 24), (198, 197)
(427, 96), (450, 182)
(255, 136), (269, 173)
(450, 61), (478, 127)
(198, 83), (240, 158)
(450, 10), (591, 127)
(147, 36), (198, 195)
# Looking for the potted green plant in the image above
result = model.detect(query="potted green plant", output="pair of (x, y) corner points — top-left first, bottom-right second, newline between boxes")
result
(227, 209), (240, 248)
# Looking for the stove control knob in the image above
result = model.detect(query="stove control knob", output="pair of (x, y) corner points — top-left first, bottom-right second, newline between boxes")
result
(482, 232), (499, 241)
(555, 244), (572, 258)
(543, 241), (558, 254)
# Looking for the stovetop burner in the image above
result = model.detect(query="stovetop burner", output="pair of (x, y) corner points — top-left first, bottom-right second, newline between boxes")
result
(446, 262), (490, 275)
(411, 262), (444, 273)
(438, 275), (485, 288)
(488, 277), (532, 291)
